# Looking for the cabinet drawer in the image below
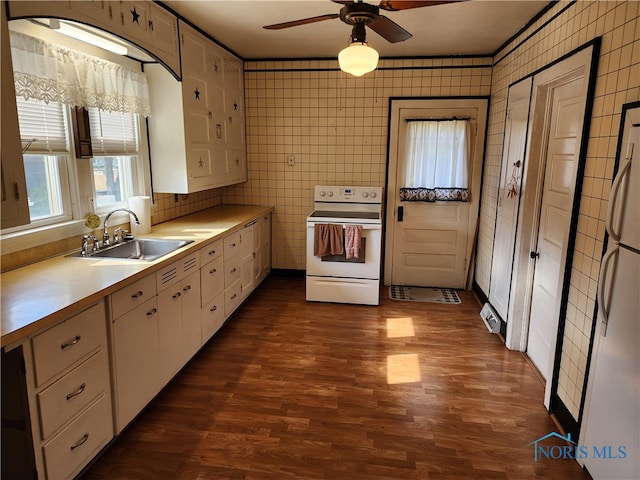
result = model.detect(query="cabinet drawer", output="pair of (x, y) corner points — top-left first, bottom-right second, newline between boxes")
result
(199, 239), (223, 266)
(223, 231), (241, 259)
(202, 293), (224, 342)
(224, 281), (242, 317)
(37, 349), (110, 440)
(201, 256), (223, 306)
(224, 256), (241, 288)
(111, 274), (157, 320)
(42, 393), (112, 480)
(32, 302), (107, 387)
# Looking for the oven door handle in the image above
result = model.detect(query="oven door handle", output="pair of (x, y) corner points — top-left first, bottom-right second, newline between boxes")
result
(307, 222), (381, 231)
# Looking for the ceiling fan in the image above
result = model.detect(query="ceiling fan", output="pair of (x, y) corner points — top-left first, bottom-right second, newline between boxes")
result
(263, 0), (463, 76)
(263, 1), (463, 44)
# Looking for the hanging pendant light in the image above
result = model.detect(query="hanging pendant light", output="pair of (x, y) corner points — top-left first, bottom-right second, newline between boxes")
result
(338, 23), (378, 77)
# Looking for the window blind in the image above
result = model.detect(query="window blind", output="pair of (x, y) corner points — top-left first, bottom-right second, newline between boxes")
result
(15, 97), (69, 153)
(88, 108), (139, 155)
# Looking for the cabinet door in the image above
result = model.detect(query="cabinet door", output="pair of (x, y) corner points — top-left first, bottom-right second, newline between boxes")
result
(112, 296), (160, 433)
(260, 215), (272, 279)
(7, 0), (71, 19)
(157, 286), (183, 384)
(227, 147), (247, 184)
(241, 251), (254, 300)
(181, 270), (202, 360)
(240, 224), (255, 298)
(200, 255), (223, 306)
(202, 293), (224, 342)
(225, 88), (244, 147)
(147, 2), (179, 74)
(1, 6), (30, 228)
(67, 0), (120, 32)
(120, 1), (151, 46)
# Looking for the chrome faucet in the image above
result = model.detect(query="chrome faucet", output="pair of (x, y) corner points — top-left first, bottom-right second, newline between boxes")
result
(103, 208), (140, 247)
(81, 235), (99, 255)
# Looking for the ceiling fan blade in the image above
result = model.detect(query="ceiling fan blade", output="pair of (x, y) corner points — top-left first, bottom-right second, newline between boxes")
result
(378, 0), (463, 11)
(263, 14), (339, 30)
(368, 15), (412, 43)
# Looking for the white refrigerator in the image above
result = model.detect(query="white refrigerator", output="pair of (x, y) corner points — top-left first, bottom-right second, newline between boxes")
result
(581, 103), (640, 479)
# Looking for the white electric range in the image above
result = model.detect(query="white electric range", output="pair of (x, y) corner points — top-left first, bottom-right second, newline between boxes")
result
(306, 185), (383, 305)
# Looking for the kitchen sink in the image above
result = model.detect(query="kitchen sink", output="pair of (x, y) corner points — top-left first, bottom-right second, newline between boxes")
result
(70, 238), (194, 261)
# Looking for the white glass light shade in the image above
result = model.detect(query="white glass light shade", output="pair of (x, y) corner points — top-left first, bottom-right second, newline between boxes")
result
(338, 42), (379, 77)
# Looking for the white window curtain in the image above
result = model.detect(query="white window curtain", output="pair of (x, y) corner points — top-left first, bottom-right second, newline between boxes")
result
(10, 31), (150, 117)
(401, 119), (470, 202)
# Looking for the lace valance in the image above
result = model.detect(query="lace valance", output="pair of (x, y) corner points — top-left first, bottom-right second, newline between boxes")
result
(10, 31), (150, 117)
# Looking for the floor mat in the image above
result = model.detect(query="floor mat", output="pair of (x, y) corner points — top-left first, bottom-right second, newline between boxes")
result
(389, 285), (461, 304)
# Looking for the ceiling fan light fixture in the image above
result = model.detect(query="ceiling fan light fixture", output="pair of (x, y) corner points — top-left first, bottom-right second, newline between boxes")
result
(338, 41), (379, 77)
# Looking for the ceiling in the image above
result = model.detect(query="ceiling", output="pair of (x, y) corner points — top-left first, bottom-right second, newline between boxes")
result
(161, 0), (551, 60)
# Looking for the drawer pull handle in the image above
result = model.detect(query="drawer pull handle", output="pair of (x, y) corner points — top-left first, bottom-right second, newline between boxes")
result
(210, 305), (217, 312)
(61, 335), (81, 350)
(172, 292), (181, 300)
(230, 243), (236, 248)
(208, 250), (216, 255)
(147, 308), (157, 317)
(131, 290), (144, 299)
(231, 293), (237, 300)
(70, 432), (89, 451)
(209, 268), (217, 274)
(231, 267), (237, 274)
(183, 285), (191, 293)
(66, 383), (86, 400)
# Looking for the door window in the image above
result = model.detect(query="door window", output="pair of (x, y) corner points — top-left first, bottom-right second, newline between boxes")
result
(400, 119), (470, 202)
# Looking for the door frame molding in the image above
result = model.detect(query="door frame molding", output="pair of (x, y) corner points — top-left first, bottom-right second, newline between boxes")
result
(384, 97), (489, 287)
(503, 41), (599, 409)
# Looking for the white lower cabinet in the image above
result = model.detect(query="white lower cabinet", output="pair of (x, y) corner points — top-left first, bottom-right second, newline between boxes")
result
(4, 211), (272, 479)
(112, 295), (160, 433)
(156, 253), (201, 382)
(23, 300), (113, 480)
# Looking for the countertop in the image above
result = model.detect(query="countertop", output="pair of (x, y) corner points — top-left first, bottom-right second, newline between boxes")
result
(1, 204), (273, 348)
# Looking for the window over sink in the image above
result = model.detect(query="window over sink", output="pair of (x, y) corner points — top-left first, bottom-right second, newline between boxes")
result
(2, 21), (151, 240)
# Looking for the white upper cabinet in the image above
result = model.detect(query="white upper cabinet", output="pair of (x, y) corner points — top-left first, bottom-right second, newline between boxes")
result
(145, 20), (246, 193)
(1, 4), (30, 228)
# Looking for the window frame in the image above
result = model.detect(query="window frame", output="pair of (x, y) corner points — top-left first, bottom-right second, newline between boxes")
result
(1, 104), (151, 251)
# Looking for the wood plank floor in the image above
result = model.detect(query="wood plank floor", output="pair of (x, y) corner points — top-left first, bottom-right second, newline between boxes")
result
(83, 277), (591, 480)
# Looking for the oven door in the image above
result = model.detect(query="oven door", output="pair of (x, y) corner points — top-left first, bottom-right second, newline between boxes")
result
(306, 222), (381, 279)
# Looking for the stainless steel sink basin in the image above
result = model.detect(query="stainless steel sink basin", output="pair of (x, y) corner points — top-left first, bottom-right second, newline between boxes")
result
(71, 238), (194, 261)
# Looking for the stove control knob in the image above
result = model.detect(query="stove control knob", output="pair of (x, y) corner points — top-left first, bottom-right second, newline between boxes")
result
(362, 192), (369, 198)
(327, 191), (334, 197)
(319, 191), (326, 197)
(370, 191), (377, 198)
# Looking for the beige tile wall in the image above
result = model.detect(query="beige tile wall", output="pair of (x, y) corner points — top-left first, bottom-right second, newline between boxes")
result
(476, 0), (639, 420)
(151, 190), (222, 225)
(224, 58), (492, 269)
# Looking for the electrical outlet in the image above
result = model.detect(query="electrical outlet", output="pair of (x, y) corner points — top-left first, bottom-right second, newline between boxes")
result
(287, 154), (295, 166)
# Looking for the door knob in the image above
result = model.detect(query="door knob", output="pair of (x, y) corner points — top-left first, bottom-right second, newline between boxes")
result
(530, 251), (540, 259)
